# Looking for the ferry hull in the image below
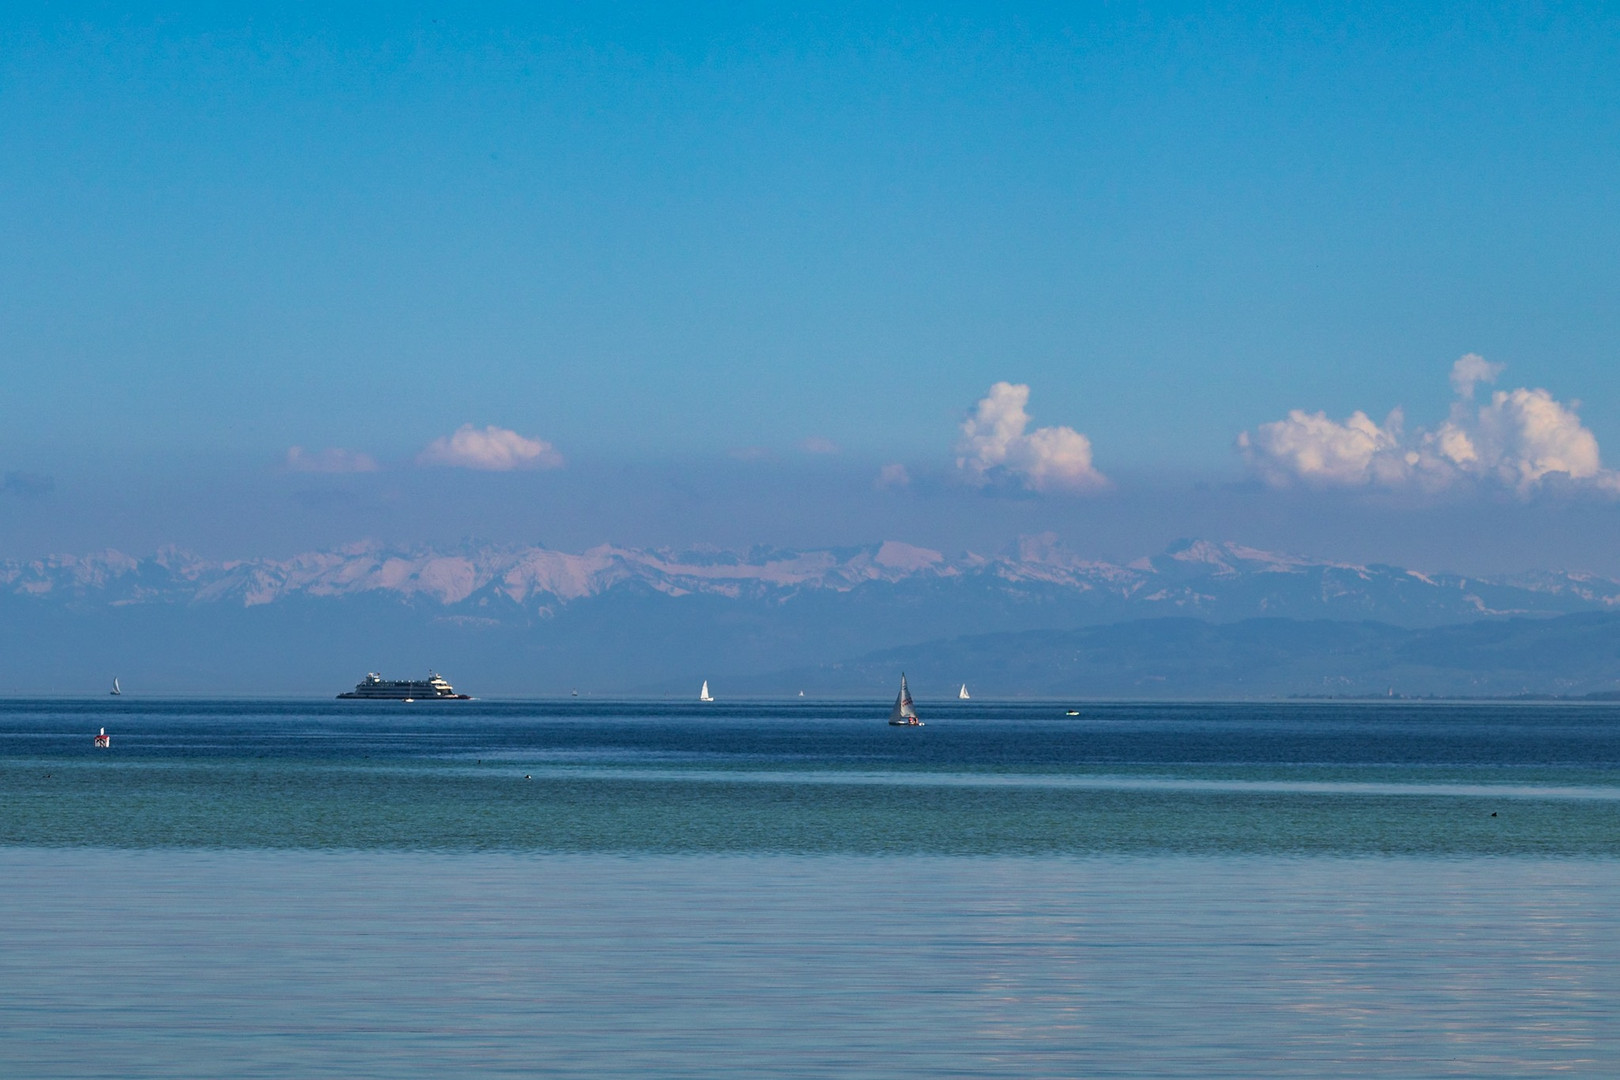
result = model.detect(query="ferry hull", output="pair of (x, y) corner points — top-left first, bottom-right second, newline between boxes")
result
(337, 692), (472, 700)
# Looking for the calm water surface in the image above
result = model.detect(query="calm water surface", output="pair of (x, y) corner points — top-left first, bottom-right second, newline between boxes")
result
(2, 699), (1617, 1076)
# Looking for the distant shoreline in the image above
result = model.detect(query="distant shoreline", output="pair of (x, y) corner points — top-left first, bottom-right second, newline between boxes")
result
(5, 693), (1620, 705)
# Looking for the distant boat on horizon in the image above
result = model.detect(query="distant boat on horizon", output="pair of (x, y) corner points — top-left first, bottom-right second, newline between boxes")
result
(888, 673), (923, 727)
(110, 677), (121, 696)
(699, 680), (714, 702)
(337, 672), (471, 700)
(958, 683), (969, 700)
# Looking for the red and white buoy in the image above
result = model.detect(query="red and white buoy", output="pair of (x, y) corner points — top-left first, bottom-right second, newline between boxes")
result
(94, 727), (110, 749)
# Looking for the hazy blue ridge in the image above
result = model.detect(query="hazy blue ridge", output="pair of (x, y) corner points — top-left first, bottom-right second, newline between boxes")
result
(762, 612), (1620, 699)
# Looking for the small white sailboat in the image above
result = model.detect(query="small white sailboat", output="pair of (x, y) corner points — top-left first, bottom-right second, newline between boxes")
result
(888, 674), (923, 727)
(798, 690), (805, 697)
(110, 677), (121, 696)
(94, 727), (110, 748)
(699, 680), (714, 702)
(958, 683), (969, 700)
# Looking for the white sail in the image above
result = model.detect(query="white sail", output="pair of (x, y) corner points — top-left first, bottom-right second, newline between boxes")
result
(958, 683), (969, 699)
(111, 677), (121, 696)
(888, 674), (921, 725)
(700, 680), (714, 702)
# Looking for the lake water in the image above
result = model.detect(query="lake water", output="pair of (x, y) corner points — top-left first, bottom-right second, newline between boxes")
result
(2, 699), (1617, 1076)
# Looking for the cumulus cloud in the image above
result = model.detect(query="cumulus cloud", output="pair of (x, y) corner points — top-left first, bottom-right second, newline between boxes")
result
(1464, 387), (1613, 492)
(285, 446), (380, 474)
(1237, 409), (1413, 488)
(416, 425), (564, 471)
(1240, 355), (1620, 495)
(1449, 352), (1504, 398)
(955, 382), (1108, 494)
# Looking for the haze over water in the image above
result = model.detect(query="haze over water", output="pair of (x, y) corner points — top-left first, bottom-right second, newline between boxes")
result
(3, 699), (1617, 1076)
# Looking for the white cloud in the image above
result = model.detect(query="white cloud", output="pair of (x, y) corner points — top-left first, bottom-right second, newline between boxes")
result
(1240, 355), (1620, 495)
(1467, 387), (1616, 492)
(416, 425), (563, 471)
(285, 446), (379, 474)
(1449, 352), (1504, 398)
(955, 382), (1108, 494)
(875, 463), (911, 489)
(1237, 409), (1413, 487)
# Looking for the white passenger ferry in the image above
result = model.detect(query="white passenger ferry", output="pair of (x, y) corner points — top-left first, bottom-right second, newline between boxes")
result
(337, 672), (472, 700)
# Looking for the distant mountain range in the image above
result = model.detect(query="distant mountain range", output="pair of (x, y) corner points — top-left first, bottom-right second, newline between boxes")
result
(3, 536), (1620, 695)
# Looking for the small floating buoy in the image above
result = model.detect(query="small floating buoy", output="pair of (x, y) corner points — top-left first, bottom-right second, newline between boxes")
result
(94, 728), (111, 748)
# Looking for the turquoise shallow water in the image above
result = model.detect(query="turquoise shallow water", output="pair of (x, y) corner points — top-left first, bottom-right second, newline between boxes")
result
(2, 699), (1618, 1076)
(3, 698), (1618, 854)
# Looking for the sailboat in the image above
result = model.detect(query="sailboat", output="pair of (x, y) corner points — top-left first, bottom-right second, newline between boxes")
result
(699, 680), (714, 702)
(888, 673), (923, 727)
(958, 683), (969, 700)
(110, 677), (121, 696)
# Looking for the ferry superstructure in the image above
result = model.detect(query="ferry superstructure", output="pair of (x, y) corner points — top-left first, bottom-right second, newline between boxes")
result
(337, 672), (472, 700)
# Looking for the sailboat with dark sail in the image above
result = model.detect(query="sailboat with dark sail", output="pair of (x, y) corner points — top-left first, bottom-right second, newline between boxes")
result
(888, 673), (923, 727)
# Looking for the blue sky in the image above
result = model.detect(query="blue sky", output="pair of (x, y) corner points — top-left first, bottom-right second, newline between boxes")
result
(4, 3), (1620, 568)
